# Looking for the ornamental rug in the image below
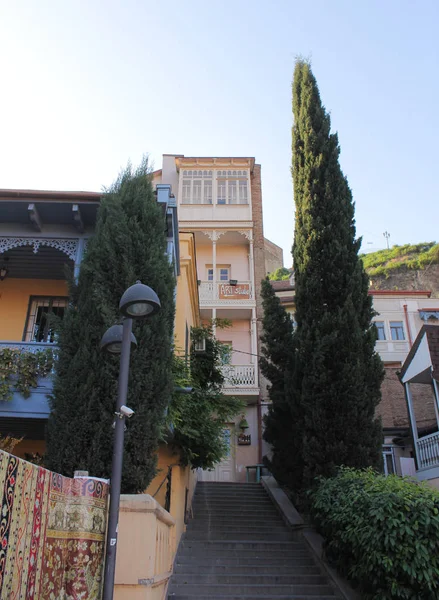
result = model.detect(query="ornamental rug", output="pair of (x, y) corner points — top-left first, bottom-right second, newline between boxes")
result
(0, 451), (109, 600)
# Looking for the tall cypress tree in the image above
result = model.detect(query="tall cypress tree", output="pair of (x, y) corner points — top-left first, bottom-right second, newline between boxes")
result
(260, 278), (301, 489)
(46, 160), (175, 493)
(292, 60), (383, 489)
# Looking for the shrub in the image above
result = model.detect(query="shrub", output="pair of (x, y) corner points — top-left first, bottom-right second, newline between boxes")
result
(310, 468), (439, 599)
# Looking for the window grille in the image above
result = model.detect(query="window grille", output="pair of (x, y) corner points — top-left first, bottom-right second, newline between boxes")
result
(24, 296), (68, 343)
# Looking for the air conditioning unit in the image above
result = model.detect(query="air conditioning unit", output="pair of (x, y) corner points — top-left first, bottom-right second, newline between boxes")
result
(194, 338), (206, 352)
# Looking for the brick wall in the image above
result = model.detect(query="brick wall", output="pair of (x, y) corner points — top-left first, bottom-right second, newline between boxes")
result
(378, 367), (437, 432)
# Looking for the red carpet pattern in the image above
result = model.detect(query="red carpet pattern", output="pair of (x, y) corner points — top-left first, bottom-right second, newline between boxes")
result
(0, 450), (108, 599)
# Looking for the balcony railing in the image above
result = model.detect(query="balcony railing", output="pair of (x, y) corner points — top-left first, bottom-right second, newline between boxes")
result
(417, 431), (439, 470)
(221, 364), (256, 387)
(199, 281), (254, 304)
(0, 341), (59, 355)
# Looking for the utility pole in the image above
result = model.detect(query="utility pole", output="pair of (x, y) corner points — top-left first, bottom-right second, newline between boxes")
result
(383, 231), (390, 250)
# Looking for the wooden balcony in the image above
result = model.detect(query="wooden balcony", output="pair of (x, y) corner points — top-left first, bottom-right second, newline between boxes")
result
(199, 281), (254, 305)
(416, 432), (439, 470)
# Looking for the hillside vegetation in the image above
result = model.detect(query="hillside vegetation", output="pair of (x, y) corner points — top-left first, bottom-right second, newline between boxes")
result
(361, 242), (439, 278)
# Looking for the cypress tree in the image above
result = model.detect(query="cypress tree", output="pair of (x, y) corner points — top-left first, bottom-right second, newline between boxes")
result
(260, 278), (301, 489)
(292, 60), (384, 489)
(46, 160), (175, 493)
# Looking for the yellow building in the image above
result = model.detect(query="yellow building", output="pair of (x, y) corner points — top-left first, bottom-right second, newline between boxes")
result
(0, 187), (200, 535)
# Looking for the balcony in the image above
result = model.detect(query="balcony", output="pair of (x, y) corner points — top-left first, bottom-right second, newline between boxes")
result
(199, 281), (254, 305)
(221, 364), (257, 391)
(0, 341), (58, 423)
(416, 432), (439, 470)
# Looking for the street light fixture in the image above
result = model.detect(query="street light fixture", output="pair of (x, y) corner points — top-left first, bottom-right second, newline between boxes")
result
(101, 281), (160, 600)
(100, 324), (137, 354)
(119, 280), (161, 318)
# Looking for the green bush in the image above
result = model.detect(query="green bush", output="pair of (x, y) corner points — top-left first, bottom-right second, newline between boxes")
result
(310, 468), (439, 599)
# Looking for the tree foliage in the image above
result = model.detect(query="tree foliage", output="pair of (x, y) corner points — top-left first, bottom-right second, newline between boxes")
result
(169, 321), (245, 469)
(292, 60), (384, 489)
(260, 278), (300, 488)
(268, 267), (291, 281)
(46, 159), (175, 493)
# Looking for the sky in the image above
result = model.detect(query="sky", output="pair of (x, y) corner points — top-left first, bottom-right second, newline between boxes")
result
(1, 0), (438, 264)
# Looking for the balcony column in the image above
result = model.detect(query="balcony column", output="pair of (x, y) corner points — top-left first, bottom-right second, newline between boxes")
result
(251, 308), (258, 386)
(432, 376), (439, 427)
(248, 233), (254, 298)
(404, 382), (420, 468)
(211, 230), (217, 303)
(74, 238), (86, 280)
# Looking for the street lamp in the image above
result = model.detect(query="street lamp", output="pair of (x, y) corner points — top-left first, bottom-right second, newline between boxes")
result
(101, 281), (160, 600)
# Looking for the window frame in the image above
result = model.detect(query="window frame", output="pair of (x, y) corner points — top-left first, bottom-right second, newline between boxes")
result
(390, 321), (405, 341)
(207, 266), (230, 282)
(23, 295), (69, 343)
(382, 445), (396, 476)
(374, 321), (386, 341)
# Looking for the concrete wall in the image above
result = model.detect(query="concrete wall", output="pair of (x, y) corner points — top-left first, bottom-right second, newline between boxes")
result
(0, 278), (68, 340)
(145, 444), (197, 548)
(115, 494), (176, 600)
(196, 243), (250, 281)
(234, 404), (259, 482)
(215, 319), (251, 365)
(174, 233), (200, 354)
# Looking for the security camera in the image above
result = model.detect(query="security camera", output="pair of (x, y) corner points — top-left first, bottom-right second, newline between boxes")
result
(119, 405), (135, 419)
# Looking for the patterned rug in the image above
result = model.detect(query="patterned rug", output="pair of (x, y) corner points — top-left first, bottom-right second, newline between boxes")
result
(0, 450), (109, 599)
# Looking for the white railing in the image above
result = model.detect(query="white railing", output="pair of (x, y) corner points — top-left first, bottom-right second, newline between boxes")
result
(198, 281), (253, 304)
(417, 432), (439, 470)
(221, 364), (256, 387)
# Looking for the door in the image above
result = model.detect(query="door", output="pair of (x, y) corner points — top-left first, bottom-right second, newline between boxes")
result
(199, 426), (236, 482)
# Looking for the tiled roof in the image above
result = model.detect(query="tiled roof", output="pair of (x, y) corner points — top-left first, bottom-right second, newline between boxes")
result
(270, 280), (294, 292)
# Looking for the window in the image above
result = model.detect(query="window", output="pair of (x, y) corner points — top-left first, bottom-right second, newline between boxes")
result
(181, 170), (213, 204)
(382, 445), (396, 476)
(24, 296), (68, 343)
(239, 179), (248, 203)
(217, 181), (226, 205)
(228, 181), (237, 204)
(374, 321), (386, 341)
(216, 171), (249, 205)
(390, 321), (405, 341)
(207, 267), (230, 281)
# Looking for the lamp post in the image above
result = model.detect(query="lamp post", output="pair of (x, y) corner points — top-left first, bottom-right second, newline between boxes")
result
(101, 281), (160, 600)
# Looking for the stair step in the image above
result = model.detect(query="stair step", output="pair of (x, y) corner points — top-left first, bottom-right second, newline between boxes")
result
(168, 584), (336, 596)
(176, 557), (317, 567)
(168, 592), (337, 600)
(171, 574), (327, 585)
(180, 540), (305, 549)
(174, 565), (321, 575)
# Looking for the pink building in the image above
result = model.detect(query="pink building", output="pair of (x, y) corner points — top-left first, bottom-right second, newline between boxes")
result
(154, 155), (282, 482)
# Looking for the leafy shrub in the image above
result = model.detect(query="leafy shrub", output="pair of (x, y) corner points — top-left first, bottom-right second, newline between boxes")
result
(310, 468), (439, 599)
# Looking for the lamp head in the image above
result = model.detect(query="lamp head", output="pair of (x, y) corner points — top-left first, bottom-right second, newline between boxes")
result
(119, 281), (161, 319)
(100, 324), (137, 355)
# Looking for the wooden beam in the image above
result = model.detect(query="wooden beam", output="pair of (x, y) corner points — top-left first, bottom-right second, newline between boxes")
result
(72, 204), (84, 233)
(28, 203), (42, 231)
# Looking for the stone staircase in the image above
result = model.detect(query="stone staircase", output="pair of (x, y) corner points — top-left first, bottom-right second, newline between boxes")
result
(168, 482), (341, 599)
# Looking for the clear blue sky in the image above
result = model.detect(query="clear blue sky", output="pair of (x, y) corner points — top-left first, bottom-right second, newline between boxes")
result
(1, 0), (438, 263)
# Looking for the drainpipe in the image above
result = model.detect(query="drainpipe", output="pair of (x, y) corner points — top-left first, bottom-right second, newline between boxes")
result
(403, 304), (413, 348)
(257, 393), (263, 463)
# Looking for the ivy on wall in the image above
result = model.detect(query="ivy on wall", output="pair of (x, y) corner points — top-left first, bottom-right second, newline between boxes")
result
(0, 348), (56, 401)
